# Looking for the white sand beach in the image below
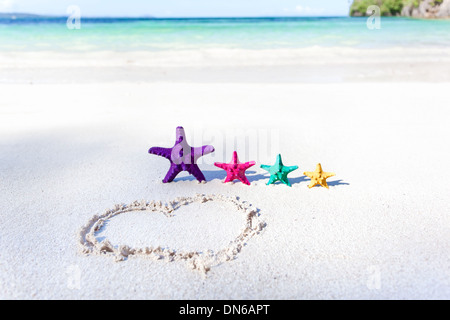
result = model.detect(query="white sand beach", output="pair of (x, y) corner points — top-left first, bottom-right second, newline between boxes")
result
(1, 48), (450, 299)
(2, 47), (450, 83)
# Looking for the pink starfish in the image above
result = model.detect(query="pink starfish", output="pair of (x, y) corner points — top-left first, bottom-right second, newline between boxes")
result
(214, 151), (256, 185)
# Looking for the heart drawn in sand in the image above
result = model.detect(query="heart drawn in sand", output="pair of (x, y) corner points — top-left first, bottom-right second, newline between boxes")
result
(78, 194), (266, 274)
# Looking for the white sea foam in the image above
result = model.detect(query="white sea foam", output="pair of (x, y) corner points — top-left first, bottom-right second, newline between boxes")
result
(2, 46), (450, 69)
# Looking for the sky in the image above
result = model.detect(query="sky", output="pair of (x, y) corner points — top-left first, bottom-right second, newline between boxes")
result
(0, 0), (353, 17)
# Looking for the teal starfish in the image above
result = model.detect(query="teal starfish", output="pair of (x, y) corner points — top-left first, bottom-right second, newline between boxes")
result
(260, 154), (299, 187)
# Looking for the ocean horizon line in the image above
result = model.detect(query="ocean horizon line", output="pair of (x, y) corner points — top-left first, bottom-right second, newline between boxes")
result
(0, 13), (356, 21)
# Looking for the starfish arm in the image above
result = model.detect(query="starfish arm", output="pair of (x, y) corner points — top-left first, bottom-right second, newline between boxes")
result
(149, 147), (173, 160)
(267, 175), (278, 185)
(308, 180), (318, 189)
(231, 151), (239, 163)
(193, 145), (215, 162)
(282, 165), (299, 174)
(175, 126), (187, 144)
(162, 164), (182, 183)
(243, 161), (256, 169)
(323, 172), (336, 180)
(275, 154), (283, 167)
(187, 164), (206, 182)
(224, 173), (235, 183)
(303, 171), (314, 178)
(278, 173), (292, 187)
(238, 175), (251, 186)
(214, 162), (227, 170)
(320, 180), (330, 189)
(260, 165), (271, 172)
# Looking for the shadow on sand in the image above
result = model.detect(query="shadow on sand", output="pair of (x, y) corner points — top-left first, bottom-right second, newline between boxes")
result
(302, 178), (350, 188)
(173, 170), (228, 182)
(174, 170), (349, 187)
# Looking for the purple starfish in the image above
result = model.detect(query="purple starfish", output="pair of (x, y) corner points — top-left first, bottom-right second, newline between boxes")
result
(149, 126), (215, 183)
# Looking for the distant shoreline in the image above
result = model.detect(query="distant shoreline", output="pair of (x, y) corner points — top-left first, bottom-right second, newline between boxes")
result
(2, 13), (450, 22)
(0, 13), (355, 20)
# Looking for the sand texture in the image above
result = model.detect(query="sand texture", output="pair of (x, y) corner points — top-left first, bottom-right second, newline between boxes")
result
(78, 194), (266, 274)
(1, 64), (450, 298)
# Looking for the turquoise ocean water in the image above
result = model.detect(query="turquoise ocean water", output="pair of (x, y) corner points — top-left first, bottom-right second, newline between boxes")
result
(0, 16), (450, 51)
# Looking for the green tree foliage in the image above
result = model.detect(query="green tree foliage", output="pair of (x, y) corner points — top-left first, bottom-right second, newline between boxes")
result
(350, 0), (413, 16)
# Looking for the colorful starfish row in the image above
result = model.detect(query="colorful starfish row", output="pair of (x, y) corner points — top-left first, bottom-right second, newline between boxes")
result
(149, 126), (335, 188)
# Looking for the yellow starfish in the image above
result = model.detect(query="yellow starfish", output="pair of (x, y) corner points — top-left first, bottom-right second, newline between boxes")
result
(304, 163), (335, 189)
